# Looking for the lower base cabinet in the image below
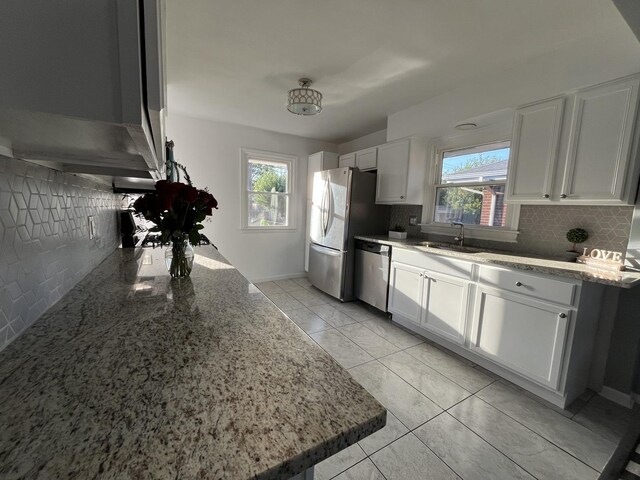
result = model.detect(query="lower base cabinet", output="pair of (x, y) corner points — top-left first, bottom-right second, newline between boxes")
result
(389, 261), (470, 345)
(469, 287), (570, 390)
(422, 272), (470, 345)
(388, 248), (603, 408)
(388, 261), (423, 324)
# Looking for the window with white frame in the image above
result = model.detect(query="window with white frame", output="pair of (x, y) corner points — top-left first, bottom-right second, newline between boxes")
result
(434, 141), (512, 228)
(241, 148), (295, 230)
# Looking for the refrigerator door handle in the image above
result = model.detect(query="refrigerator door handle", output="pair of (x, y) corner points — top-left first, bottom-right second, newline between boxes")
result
(319, 178), (326, 237)
(322, 178), (330, 235)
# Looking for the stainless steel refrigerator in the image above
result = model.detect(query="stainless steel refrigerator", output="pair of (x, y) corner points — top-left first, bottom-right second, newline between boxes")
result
(308, 167), (389, 301)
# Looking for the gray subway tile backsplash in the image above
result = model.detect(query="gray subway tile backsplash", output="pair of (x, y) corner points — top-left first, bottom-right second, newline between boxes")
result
(0, 158), (120, 352)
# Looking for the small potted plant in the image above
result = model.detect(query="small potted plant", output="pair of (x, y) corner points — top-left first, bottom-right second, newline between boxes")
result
(565, 227), (589, 262)
(389, 224), (407, 240)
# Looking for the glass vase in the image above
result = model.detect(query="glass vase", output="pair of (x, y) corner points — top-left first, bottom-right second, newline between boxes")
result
(165, 234), (194, 278)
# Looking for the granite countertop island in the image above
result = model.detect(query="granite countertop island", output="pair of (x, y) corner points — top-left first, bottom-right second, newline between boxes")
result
(0, 247), (386, 479)
(356, 235), (640, 288)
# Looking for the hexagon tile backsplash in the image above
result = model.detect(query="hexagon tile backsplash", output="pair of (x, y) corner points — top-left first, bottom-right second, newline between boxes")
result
(389, 204), (634, 259)
(0, 158), (120, 352)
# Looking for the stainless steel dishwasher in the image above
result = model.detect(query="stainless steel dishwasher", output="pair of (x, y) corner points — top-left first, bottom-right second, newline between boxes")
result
(354, 240), (391, 312)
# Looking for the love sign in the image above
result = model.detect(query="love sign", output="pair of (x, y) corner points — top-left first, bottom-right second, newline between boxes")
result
(578, 248), (625, 272)
(582, 248), (623, 263)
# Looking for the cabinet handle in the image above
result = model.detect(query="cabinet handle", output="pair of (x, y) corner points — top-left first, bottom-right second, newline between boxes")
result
(515, 281), (523, 287)
(559, 313), (567, 318)
(542, 194), (550, 198)
(560, 193), (567, 199)
(400, 195), (405, 199)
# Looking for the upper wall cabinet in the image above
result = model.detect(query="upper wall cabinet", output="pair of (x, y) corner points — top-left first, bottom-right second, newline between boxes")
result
(339, 148), (377, 170)
(376, 138), (427, 205)
(355, 147), (377, 171)
(561, 77), (640, 203)
(338, 153), (356, 168)
(0, 0), (166, 180)
(506, 97), (565, 202)
(506, 75), (640, 205)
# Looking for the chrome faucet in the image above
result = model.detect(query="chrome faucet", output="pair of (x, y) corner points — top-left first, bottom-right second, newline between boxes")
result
(451, 222), (465, 246)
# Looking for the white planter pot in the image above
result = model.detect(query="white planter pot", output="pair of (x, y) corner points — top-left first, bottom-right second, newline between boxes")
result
(389, 231), (407, 240)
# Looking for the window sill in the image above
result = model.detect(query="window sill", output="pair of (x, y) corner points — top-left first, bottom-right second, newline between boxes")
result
(419, 223), (519, 243)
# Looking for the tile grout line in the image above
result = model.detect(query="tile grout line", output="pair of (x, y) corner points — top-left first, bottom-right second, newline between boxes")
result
(492, 379), (619, 451)
(453, 394), (600, 477)
(265, 280), (607, 478)
(419, 411), (538, 480)
(467, 390), (606, 473)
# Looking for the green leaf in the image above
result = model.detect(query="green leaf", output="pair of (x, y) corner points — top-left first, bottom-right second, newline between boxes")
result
(189, 231), (201, 245)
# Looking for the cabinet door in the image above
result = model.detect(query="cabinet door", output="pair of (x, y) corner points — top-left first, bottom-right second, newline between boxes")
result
(339, 153), (356, 168)
(376, 140), (410, 203)
(388, 261), (424, 324)
(470, 288), (570, 389)
(560, 77), (640, 203)
(355, 147), (377, 171)
(506, 97), (564, 202)
(421, 272), (470, 345)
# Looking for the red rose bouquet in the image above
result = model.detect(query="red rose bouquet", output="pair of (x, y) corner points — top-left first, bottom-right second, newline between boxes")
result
(133, 180), (218, 245)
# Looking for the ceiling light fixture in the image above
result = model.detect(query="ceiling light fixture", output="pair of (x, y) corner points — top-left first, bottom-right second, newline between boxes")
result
(455, 122), (478, 131)
(287, 78), (322, 116)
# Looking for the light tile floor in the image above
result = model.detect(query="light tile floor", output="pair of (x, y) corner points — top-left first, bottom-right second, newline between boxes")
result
(255, 278), (631, 480)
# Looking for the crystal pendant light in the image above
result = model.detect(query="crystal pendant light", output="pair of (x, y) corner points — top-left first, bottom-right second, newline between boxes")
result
(287, 78), (322, 115)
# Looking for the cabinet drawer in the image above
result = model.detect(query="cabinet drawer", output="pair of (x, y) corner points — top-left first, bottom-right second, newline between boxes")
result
(478, 265), (576, 306)
(392, 248), (473, 279)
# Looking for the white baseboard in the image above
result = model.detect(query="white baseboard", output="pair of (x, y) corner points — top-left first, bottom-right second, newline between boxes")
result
(250, 272), (307, 283)
(599, 386), (635, 408)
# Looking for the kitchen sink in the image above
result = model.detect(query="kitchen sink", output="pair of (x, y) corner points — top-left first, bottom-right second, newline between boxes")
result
(414, 242), (486, 254)
(429, 244), (485, 253)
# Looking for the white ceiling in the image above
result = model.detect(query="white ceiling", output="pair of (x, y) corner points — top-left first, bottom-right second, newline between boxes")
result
(166, 0), (637, 143)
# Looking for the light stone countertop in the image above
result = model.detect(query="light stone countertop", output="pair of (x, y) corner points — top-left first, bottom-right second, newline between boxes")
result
(356, 235), (640, 288)
(0, 247), (386, 480)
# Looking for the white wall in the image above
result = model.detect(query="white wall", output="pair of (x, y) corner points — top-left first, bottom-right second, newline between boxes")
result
(387, 33), (640, 141)
(338, 129), (387, 154)
(166, 114), (337, 281)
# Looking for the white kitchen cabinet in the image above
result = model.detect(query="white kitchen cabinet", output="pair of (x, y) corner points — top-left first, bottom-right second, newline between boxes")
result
(355, 147), (377, 171)
(470, 287), (570, 389)
(506, 74), (640, 205)
(421, 272), (470, 345)
(388, 261), (424, 325)
(388, 247), (603, 408)
(560, 76), (640, 203)
(305, 151), (338, 271)
(338, 153), (356, 168)
(376, 137), (427, 205)
(506, 97), (564, 202)
(388, 256), (470, 345)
